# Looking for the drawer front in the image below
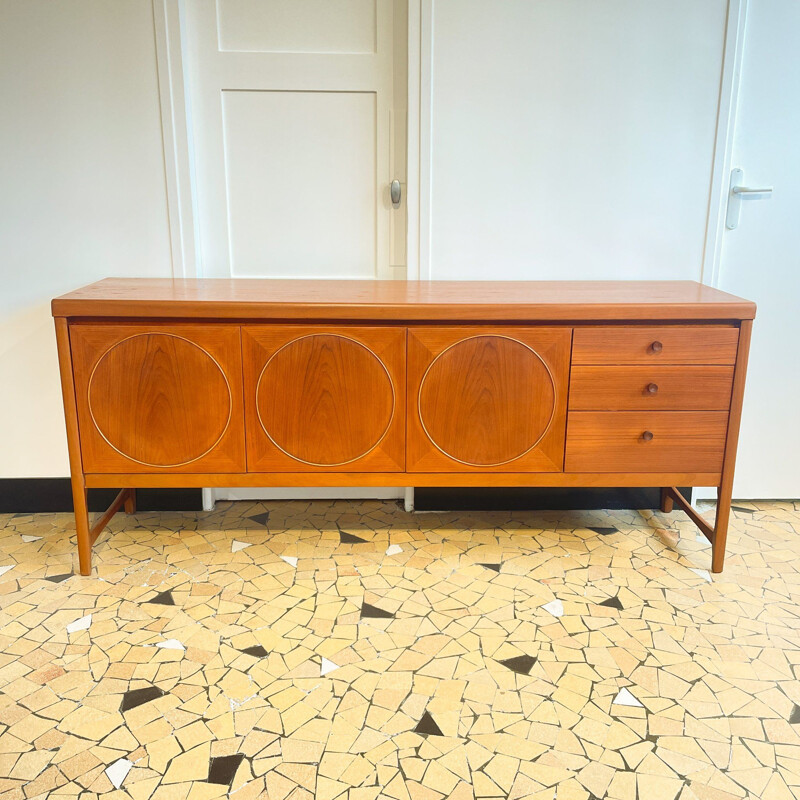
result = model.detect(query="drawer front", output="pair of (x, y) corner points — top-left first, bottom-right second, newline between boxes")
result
(572, 326), (739, 365)
(569, 366), (734, 411)
(70, 324), (246, 473)
(566, 411), (728, 473)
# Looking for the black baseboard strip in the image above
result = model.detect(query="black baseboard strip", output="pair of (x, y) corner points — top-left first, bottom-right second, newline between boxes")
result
(0, 479), (203, 513)
(0, 480), (693, 515)
(413, 486), (693, 512)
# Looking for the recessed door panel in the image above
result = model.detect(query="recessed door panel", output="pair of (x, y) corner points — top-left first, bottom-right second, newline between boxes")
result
(243, 326), (405, 471)
(408, 328), (571, 472)
(71, 325), (246, 473)
(222, 90), (377, 279)
(217, 0), (377, 54)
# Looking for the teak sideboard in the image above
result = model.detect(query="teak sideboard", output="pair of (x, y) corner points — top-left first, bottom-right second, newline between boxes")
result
(52, 279), (756, 575)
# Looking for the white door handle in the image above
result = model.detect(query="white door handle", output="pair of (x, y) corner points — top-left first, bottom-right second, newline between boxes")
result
(733, 186), (773, 195)
(727, 168), (773, 229)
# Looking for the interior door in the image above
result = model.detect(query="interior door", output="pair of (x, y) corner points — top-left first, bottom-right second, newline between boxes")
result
(423, 0), (729, 281)
(184, 0), (406, 281)
(715, 0), (800, 497)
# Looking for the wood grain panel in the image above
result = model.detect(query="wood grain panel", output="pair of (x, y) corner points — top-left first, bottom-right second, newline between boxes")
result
(243, 327), (405, 471)
(569, 365), (734, 411)
(89, 335), (230, 466)
(566, 411), (728, 473)
(70, 325), (245, 473)
(407, 328), (571, 472)
(420, 336), (555, 466)
(572, 326), (739, 365)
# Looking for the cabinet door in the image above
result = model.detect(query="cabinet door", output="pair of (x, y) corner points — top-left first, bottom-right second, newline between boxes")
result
(70, 324), (246, 473)
(407, 328), (571, 472)
(242, 327), (405, 472)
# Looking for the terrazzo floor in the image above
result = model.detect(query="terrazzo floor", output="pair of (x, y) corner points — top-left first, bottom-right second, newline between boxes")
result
(1, 498), (799, 800)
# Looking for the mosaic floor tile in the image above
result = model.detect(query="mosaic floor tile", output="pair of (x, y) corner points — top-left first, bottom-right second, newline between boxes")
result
(414, 710), (445, 736)
(121, 685), (167, 712)
(207, 753), (245, 786)
(339, 529), (368, 544)
(146, 590), (176, 606)
(360, 602), (395, 619)
(497, 655), (536, 675)
(1, 498), (800, 799)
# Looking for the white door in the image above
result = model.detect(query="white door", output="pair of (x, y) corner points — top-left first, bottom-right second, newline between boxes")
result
(421, 0), (730, 280)
(184, 0), (406, 280)
(714, 0), (800, 498)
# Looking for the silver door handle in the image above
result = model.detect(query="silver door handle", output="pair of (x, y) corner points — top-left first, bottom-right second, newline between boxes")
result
(726, 168), (773, 229)
(732, 185), (773, 194)
(390, 179), (401, 207)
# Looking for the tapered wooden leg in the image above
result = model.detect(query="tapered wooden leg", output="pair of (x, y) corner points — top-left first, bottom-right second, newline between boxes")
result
(55, 317), (94, 576)
(712, 484), (732, 573)
(72, 482), (92, 576)
(710, 318), (752, 573)
(124, 489), (137, 514)
(660, 487), (674, 513)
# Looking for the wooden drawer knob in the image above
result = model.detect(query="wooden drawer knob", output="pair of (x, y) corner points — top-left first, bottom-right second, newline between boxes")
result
(646, 382), (659, 394)
(641, 430), (654, 442)
(649, 340), (663, 354)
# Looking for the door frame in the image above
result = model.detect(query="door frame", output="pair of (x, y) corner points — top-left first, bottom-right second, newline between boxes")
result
(701, 0), (749, 290)
(695, 0), (748, 501)
(152, 0), (199, 278)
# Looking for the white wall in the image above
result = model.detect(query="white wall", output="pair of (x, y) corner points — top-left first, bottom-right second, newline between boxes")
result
(0, 0), (173, 477)
(423, 0), (728, 280)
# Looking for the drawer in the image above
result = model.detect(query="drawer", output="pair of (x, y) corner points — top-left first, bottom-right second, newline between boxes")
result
(569, 366), (734, 411)
(572, 326), (739, 365)
(566, 411), (728, 473)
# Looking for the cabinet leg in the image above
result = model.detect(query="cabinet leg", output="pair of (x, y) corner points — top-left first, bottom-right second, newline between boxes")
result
(660, 487), (674, 513)
(124, 489), (137, 515)
(72, 482), (92, 576)
(712, 484), (733, 574)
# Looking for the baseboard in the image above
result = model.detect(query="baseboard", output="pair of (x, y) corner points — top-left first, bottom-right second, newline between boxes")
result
(413, 486), (692, 512)
(210, 487), (405, 502)
(0, 479), (203, 513)
(0, 479), (692, 515)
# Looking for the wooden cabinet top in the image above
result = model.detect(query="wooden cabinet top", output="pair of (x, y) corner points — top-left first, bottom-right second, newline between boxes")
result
(52, 278), (756, 322)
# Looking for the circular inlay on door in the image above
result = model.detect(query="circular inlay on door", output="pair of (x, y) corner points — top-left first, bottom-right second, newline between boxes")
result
(88, 333), (232, 467)
(256, 333), (395, 466)
(419, 335), (556, 466)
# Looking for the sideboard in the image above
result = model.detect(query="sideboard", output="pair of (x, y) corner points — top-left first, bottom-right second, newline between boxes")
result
(52, 279), (755, 575)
